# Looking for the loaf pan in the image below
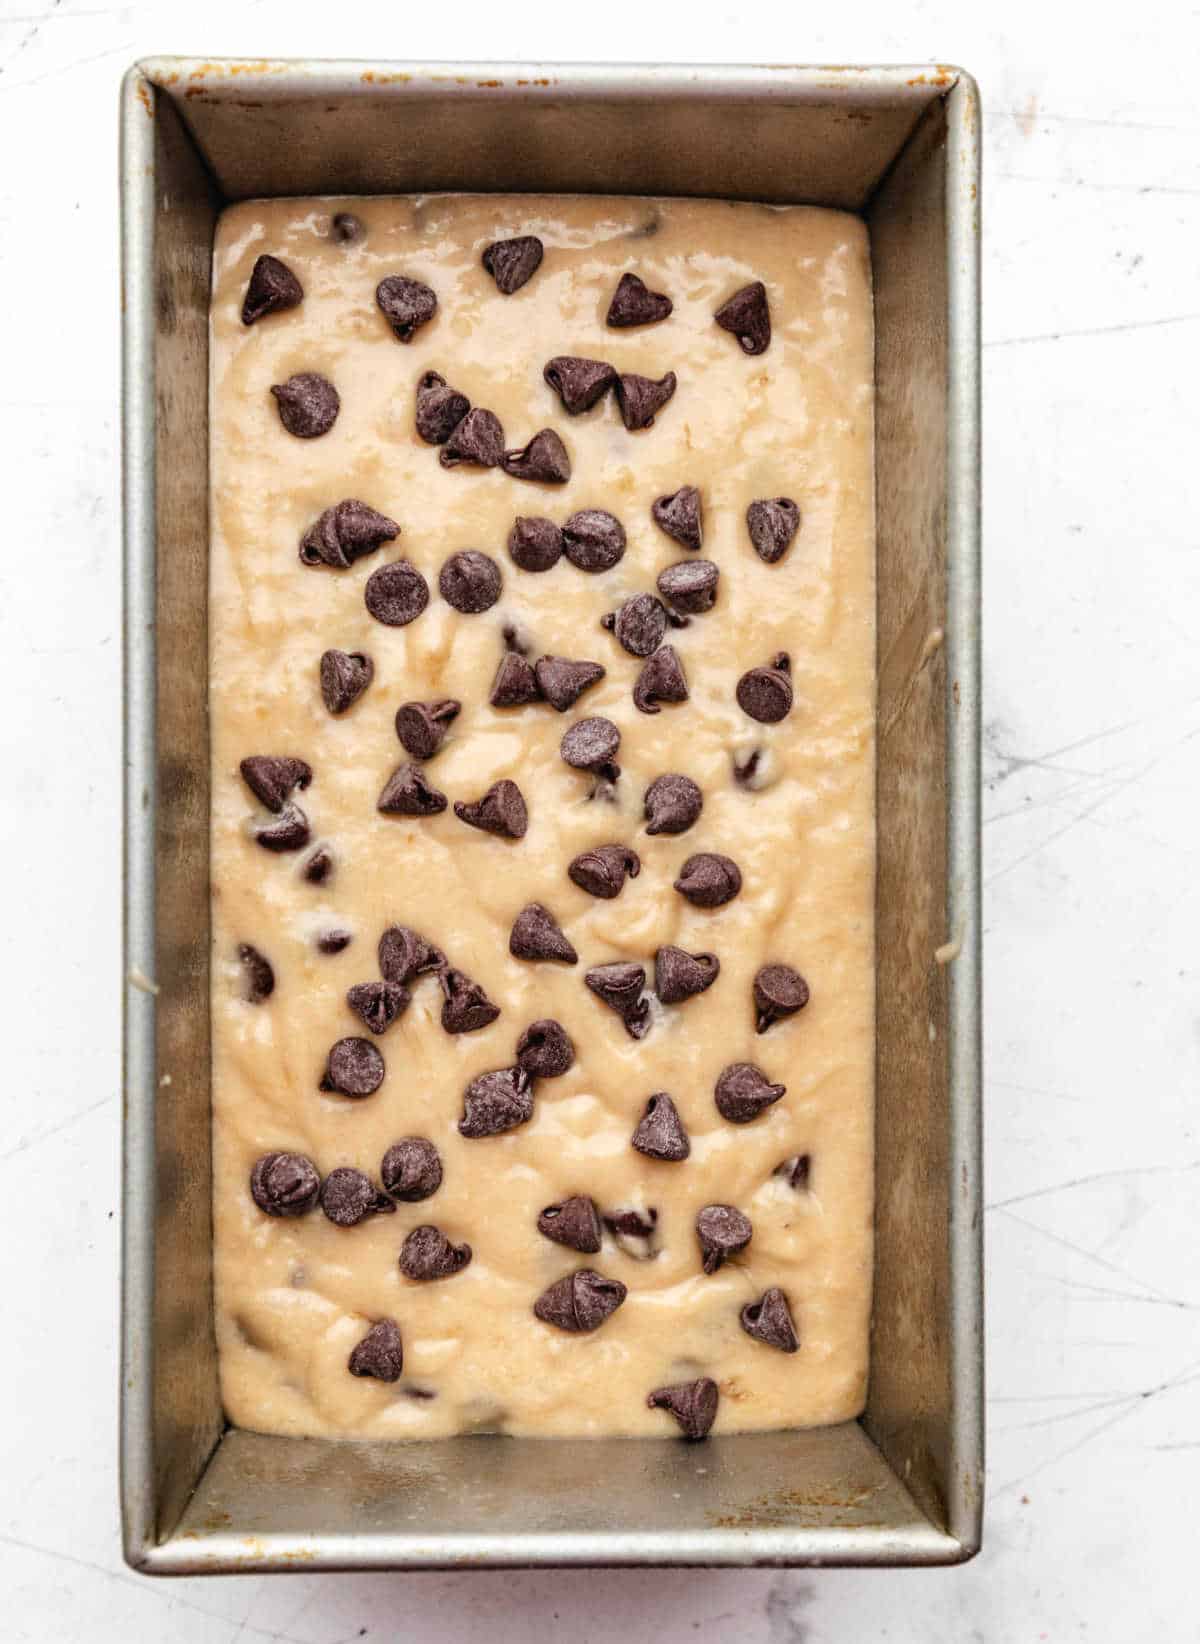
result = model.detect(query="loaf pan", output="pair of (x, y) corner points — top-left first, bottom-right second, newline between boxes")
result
(121, 57), (981, 1572)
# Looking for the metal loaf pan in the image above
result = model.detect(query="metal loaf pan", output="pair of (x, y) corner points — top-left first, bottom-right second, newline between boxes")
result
(121, 58), (981, 1573)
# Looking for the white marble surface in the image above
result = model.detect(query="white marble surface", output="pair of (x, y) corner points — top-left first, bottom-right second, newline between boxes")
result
(2, 2), (1198, 1638)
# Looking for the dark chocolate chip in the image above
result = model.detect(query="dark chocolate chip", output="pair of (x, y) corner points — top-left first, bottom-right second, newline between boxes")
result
(317, 929), (353, 955)
(239, 756), (312, 813)
(510, 903), (578, 965)
(615, 371), (677, 431)
(631, 1091), (690, 1160)
(320, 1036), (385, 1097)
(586, 962), (651, 1040)
(569, 844), (640, 900)
(439, 550), (502, 614)
(754, 964), (810, 1033)
(271, 372), (339, 438)
(440, 968), (501, 1034)
(741, 1287), (799, 1352)
(654, 945), (720, 1005)
(560, 715), (621, 775)
(736, 652), (793, 723)
(647, 1378), (718, 1439)
(714, 280), (771, 355)
(714, 1062), (786, 1124)
(651, 485), (702, 550)
(348, 1318), (404, 1381)
(331, 212), (364, 244)
(378, 925), (445, 985)
(633, 645), (688, 715)
(459, 1065), (534, 1136)
(376, 274), (437, 342)
(603, 1207), (659, 1259)
(254, 803), (311, 853)
(439, 408), (505, 469)
(399, 1224), (472, 1280)
(250, 1151), (319, 1217)
(381, 1137), (443, 1202)
(454, 779), (528, 840)
(238, 943), (275, 1003)
(535, 655), (605, 712)
(489, 651), (541, 708)
(507, 515), (563, 573)
(657, 558), (719, 615)
(606, 271), (673, 327)
(501, 428), (571, 484)
(775, 1154), (811, 1191)
(538, 1196), (602, 1254)
(241, 254), (303, 325)
(602, 593), (667, 658)
(377, 763), (448, 817)
(533, 1270), (627, 1333)
(319, 1166), (396, 1226)
(364, 559), (430, 627)
(395, 698), (461, 759)
(695, 1203), (753, 1273)
(516, 1018), (575, 1079)
(300, 499), (399, 568)
(415, 369), (470, 445)
(644, 773), (703, 836)
(302, 846), (333, 884)
(747, 498), (801, 563)
(674, 852), (742, 908)
(544, 355), (618, 415)
(320, 649), (374, 714)
(347, 979), (410, 1035)
(482, 235), (544, 294)
(562, 509), (626, 573)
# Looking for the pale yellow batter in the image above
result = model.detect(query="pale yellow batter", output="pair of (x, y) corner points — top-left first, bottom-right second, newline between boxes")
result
(209, 194), (875, 1440)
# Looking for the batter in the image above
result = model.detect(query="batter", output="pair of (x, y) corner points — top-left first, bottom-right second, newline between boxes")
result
(209, 195), (875, 1440)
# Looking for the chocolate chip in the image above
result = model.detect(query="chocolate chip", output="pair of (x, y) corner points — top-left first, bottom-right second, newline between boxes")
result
(378, 925), (445, 985)
(382, 1137), (443, 1202)
(302, 846), (334, 884)
(603, 1207), (659, 1259)
(239, 756), (312, 813)
(733, 746), (774, 790)
(516, 1018), (575, 1079)
(454, 779), (528, 839)
(320, 1037), (385, 1098)
(459, 1065), (534, 1136)
(741, 1287), (799, 1352)
(507, 515), (563, 573)
(562, 509), (626, 573)
(510, 903), (578, 965)
(300, 499), (399, 568)
(320, 649), (374, 714)
(250, 1151), (319, 1217)
(747, 498), (801, 563)
(439, 549), (502, 613)
(657, 559), (719, 615)
(317, 929), (353, 955)
(238, 944), (274, 1003)
(754, 964), (810, 1033)
(775, 1154), (811, 1191)
(440, 968), (501, 1034)
(348, 1318), (404, 1381)
(331, 212), (364, 244)
(377, 763), (447, 817)
(440, 408), (505, 469)
(364, 559), (430, 627)
(569, 844), (640, 900)
(652, 485), (702, 550)
(489, 651), (541, 708)
(535, 655), (605, 712)
(714, 280), (771, 355)
(631, 1091), (690, 1160)
(241, 254), (303, 325)
(654, 945), (720, 1005)
(674, 852), (742, 908)
(399, 1224), (472, 1281)
(254, 803), (311, 853)
(502, 428), (571, 484)
(737, 652), (793, 723)
(395, 698), (461, 759)
(560, 715), (621, 777)
(602, 593), (667, 658)
(544, 356), (618, 415)
(415, 369), (470, 445)
(538, 1196), (602, 1253)
(647, 1378), (718, 1440)
(320, 1166), (396, 1227)
(271, 372), (339, 438)
(633, 645), (688, 715)
(482, 235), (544, 294)
(606, 271), (673, 327)
(586, 962), (651, 1040)
(347, 979), (410, 1035)
(695, 1204), (752, 1273)
(533, 1270), (627, 1332)
(376, 274), (437, 342)
(714, 1062), (785, 1123)
(644, 773), (703, 836)
(615, 371), (676, 431)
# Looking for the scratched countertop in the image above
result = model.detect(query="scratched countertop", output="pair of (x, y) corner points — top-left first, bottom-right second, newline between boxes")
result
(2, 3), (1197, 1640)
